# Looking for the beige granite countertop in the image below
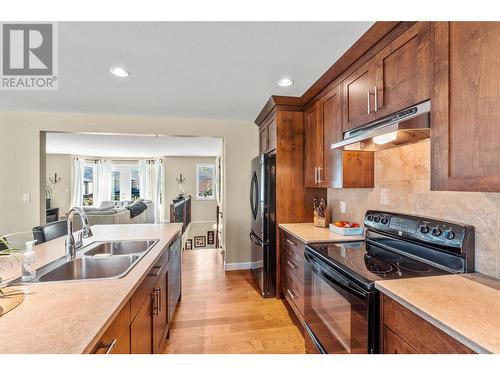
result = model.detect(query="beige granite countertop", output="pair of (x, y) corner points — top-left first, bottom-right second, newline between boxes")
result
(279, 223), (364, 243)
(0, 223), (182, 354)
(375, 274), (500, 354)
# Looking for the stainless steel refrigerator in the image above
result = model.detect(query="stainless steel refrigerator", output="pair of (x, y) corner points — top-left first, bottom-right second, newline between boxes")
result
(249, 153), (276, 298)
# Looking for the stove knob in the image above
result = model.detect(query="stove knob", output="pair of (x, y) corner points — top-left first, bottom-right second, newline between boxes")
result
(420, 225), (430, 234)
(431, 227), (442, 237)
(443, 230), (455, 240)
(366, 215), (373, 221)
(373, 216), (380, 223)
(381, 217), (389, 225)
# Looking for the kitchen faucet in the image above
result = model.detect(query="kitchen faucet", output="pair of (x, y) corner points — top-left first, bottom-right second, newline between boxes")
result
(65, 206), (93, 260)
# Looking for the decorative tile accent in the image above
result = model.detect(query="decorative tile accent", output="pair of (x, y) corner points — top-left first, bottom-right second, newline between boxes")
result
(328, 140), (500, 279)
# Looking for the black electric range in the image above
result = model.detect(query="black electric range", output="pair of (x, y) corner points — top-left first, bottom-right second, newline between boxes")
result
(303, 210), (475, 354)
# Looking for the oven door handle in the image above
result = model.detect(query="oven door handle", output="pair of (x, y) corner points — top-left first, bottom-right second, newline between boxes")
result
(305, 250), (368, 299)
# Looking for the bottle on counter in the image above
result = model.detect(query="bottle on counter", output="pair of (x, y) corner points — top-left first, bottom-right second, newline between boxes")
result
(21, 240), (37, 282)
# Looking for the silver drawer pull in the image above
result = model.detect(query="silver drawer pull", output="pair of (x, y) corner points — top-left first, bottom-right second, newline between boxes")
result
(286, 239), (296, 247)
(97, 338), (117, 354)
(286, 288), (296, 300)
(286, 260), (297, 269)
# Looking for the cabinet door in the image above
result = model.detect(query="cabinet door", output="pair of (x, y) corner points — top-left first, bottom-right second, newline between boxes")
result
(374, 22), (431, 118)
(259, 124), (269, 154)
(383, 327), (418, 354)
(304, 102), (323, 187)
(152, 267), (169, 354)
(321, 85), (343, 188)
(432, 22), (500, 192)
(342, 59), (377, 131)
(130, 296), (153, 354)
(92, 301), (131, 354)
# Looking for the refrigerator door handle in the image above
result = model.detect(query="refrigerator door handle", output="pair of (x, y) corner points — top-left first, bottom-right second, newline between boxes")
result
(249, 231), (264, 246)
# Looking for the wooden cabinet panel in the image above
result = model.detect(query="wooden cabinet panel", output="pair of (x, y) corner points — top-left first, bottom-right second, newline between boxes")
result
(321, 85), (343, 188)
(92, 301), (131, 354)
(432, 22), (500, 192)
(283, 269), (304, 318)
(304, 102), (323, 187)
(383, 327), (417, 354)
(152, 266), (168, 354)
(267, 117), (277, 152)
(342, 60), (377, 131)
(283, 232), (305, 260)
(131, 295), (153, 354)
(259, 125), (268, 154)
(374, 22), (431, 118)
(382, 294), (474, 354)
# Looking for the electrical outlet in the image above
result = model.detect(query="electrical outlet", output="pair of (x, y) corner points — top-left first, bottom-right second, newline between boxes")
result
(340, 201), (346, 213)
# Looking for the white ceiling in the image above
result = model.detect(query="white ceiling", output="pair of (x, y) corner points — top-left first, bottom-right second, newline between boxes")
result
(0, 22), (373, 121)
(46, 133), (222, 158)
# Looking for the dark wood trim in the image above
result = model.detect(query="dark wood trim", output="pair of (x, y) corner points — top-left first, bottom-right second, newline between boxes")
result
(255, 95), (303, 126)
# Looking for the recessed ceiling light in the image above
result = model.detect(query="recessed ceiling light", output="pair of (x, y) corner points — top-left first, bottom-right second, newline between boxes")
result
(278, 78), (294, 87)
(110, 66), (130, 78)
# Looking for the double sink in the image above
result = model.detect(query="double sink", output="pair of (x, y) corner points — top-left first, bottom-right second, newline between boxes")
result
(21, 239), (158, 283)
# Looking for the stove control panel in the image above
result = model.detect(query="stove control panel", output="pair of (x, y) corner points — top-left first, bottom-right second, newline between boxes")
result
(364, 210), (474, 256)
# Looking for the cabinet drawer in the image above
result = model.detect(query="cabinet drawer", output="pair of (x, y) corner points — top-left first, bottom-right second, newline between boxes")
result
(383, 326), (417, 354)
(131, 247), (168, 319)
(283, 248), (304, 283)
(283, 233), (305, 260)
(382, 295), (474, 354)
(92, 301), (131, 354)
(283, 270), (304, 318)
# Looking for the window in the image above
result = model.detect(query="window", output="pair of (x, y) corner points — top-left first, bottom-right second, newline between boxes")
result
(83, 164), (95, 206)
(196, 163), (215, 200)
(111, 164), (140, 202)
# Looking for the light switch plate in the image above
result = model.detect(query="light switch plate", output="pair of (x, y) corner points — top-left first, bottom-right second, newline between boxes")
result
(22, 193), (31, 204)
(340, 201), (346, 213)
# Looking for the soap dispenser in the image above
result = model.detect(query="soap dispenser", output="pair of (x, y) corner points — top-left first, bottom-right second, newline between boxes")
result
(21, 240), (37, 282)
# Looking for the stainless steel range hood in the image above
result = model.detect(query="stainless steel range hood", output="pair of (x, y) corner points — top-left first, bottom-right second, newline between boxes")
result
(331, 100), (431, 151)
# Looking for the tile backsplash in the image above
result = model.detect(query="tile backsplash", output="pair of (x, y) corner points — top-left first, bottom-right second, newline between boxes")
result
(327, 140), (500, 279)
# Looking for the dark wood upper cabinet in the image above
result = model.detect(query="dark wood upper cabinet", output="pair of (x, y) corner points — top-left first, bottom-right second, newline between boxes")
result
(304, 102), (323, 187)
(373, 22), (431, 118)
(259, 114), (277, 154)
(321, 85), (343, 188)
(432, 22), (500, 192)
(342, 59), (377, 131)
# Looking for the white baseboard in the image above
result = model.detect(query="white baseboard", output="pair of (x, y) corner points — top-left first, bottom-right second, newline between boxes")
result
(224, 260), (262, 271)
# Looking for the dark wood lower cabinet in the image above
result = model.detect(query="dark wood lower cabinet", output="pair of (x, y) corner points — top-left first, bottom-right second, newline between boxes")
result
(131, 295), (153, 354)
(92, 232), (182, 354)
(380, 293), (475, 354)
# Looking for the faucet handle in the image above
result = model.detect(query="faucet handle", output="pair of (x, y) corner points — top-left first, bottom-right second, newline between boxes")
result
(82, 225), (93, 238)
(75, 231), (84, 248)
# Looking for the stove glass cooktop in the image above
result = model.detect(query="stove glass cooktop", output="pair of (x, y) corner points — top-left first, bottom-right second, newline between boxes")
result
(307, 240), (452, 286)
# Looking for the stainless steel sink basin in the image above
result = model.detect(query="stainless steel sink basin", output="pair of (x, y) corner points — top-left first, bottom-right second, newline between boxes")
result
(14, 239), (159, 283)
(83, 240), (157, 257)
(37, 255), (141, 282)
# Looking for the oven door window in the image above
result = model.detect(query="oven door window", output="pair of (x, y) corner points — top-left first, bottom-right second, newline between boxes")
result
(308, 266), (368, 354)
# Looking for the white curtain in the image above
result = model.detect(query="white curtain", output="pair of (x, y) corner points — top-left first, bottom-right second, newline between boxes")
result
(139, 159), (163, 223)
(71, 158), (85, 208)
(94, 160), (113, 207)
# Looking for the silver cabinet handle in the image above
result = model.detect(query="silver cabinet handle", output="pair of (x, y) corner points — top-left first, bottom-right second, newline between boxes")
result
(318, 167), (322, 183)
(367, 89), (371, 114)
(97, 338), (117, 354)
(152, 288), (160, 316)
(286, 260), (297, 269)
(286, 288), (296, 300)
(374, 86), (378, 112)
(286, 238), (296, 247)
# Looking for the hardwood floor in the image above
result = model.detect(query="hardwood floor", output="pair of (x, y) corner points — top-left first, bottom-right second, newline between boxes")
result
(163, 248), (306, 354)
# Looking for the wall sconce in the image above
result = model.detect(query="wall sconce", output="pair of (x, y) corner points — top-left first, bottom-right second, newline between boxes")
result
(175, 173), (185, 184)
(49, 173), (62, 184)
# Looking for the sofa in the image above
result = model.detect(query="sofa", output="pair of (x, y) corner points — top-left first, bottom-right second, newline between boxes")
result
(71, 199), (154, 229)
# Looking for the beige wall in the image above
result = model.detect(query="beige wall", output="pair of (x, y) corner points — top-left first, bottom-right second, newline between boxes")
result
(327, 140), (500, 279)
(46, 154), (72, 216)
(164, 156), (218, 222)
(0, 111), (258, 264)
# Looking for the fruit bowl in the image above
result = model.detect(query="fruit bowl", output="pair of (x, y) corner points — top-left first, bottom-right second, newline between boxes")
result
(329, 221), (364, 236)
